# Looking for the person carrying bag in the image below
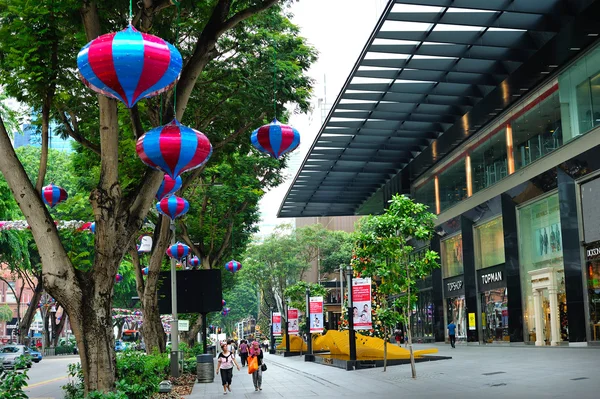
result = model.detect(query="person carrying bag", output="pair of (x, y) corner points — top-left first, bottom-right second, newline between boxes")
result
(216, 342), (240, 394)
(247, 341), (264, 391)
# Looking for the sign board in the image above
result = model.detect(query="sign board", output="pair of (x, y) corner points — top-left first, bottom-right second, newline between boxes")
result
(287, 308), (299, 335)
(178, 320), (189, 332)
(352, 277), (372, 330)
(309, 296), (324, 334)
(443, 275), (465, 297)
(6, 318), (18, 331)
(468, 313), (476, 330)
(272, 312), (282, 336)
(477, 264), (506, 293)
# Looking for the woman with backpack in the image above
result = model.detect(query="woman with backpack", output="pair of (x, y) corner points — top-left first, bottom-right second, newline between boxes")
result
(239, 339), (249, 367)
(216, 342), (240, 394)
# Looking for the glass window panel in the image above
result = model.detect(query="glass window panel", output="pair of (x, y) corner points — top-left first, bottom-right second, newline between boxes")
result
(474, 217), (505, 270)
(441, 234), (463, 278)
(471, 130), (508, 193)
(413, 179), (436, 213)
(586, 249), (600, 341)
(439, 158), (467, 212)
(512, 91), (562, 171)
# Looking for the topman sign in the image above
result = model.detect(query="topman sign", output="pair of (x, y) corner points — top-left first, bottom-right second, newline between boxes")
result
(587, 247), (600, 258)
(481, 271), (503, 285)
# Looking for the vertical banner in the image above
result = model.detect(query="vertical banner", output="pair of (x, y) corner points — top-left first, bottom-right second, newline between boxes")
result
(287, 308), (299, 335)
(352, 277), (372, 330)
(309, 296), (324, 334)
(272, 312), (282, 336)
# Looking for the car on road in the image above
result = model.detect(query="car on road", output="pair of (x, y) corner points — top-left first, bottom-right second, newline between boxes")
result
(27, 347), (43, 363)
(0, 344), (32, 369)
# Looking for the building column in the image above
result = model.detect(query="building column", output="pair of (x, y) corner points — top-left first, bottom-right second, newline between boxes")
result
(430, 236), (445, 342)
(461, 216), (478, 342)
(532, 290), (544, 346)
(501, 193), (523, 342)
(548, 287), (561, 346)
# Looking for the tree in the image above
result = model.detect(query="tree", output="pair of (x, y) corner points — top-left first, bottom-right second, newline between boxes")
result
(352, 195), (439, 377)
(0, 0), (315, 391)
(0, 304), (12, 323)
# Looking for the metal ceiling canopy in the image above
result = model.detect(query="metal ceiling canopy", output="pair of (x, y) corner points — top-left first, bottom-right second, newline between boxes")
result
(279, 0), (599, 218)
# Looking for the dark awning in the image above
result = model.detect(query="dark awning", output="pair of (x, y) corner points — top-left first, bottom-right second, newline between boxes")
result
(279, 0), (600, 217)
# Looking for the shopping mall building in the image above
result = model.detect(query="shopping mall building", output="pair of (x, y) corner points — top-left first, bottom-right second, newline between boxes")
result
(280, 0), (600, 346)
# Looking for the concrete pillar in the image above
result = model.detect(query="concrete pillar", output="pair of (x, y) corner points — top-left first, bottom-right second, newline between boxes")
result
(548, 288), (561, 346)
(532, 290), (544, 346)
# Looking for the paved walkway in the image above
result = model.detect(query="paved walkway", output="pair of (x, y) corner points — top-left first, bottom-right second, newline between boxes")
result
(186, 343), (600, 399)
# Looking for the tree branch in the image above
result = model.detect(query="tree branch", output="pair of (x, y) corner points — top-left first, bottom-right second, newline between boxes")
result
(213, 113), (265, 150)
(56, 109), (101, 155)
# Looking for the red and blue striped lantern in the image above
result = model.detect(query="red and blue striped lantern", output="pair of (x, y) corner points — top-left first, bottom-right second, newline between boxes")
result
(90, 222), (96, 234)
(115, 273), (123, 283)
(224, 260), (242, 273)
(222, 299), (226, 307)
(166, 242), (189, 260)
(251, 119), (300, 159)
(155, 175), (182, 200)
(156, 195), (189, 220)
(189, 256), (200, 268)
(77, 25), (182, 108)
(78, 221), (93, 232)
(142, 267), (149, 276)
(41, 184), (68, 208)
(136, 119), (212, 179)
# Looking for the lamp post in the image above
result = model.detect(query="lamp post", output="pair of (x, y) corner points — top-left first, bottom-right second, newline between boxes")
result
(169, 220), (180, 378)
(305, 287), (312, 356)
(346, 266), (357, 364)
(284, 298), (290, 355)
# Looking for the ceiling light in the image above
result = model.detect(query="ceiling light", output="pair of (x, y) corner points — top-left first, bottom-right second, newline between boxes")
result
(588, 33), (599, 37)
(512, 94), (521, 97)
(570, 47), (581, 51)
(520, 88), (528, 91)
(541, 71), (550, 74)
(548, 65), (558, 68)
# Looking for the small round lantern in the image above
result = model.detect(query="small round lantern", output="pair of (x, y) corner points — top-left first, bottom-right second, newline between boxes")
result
(156, 175), (182, 200)
(115, 273), (123, 283)
(156, 195), (189, 220)
(222, 299), (226, 307)
(41, 183), (68, 208)
(251, 119), (300, 159)
(90, 222), (96, 234)
(189, 256), (200, 268)
(142, 267), (149, 276)
(77, 25), (182, 108)
(166, 242), (190, 260)
(224, 260), (242, 273)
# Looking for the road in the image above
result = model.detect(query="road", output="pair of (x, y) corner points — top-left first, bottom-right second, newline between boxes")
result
(24, 355), (79, 399)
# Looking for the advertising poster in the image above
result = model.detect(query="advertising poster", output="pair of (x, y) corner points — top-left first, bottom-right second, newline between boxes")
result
(352, 277), (372, 330)
(309, 296), (324, 334)
(287, 308), (299, 335)
(272, 312), (282, 336)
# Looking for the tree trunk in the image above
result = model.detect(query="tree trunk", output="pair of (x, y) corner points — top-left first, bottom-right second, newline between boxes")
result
(407, 265), (416, 379)
(18, 280), (43, 345)
(115, 320), (124, 341)
(383, 325), (388, 372)
(181, 316), (202, 347)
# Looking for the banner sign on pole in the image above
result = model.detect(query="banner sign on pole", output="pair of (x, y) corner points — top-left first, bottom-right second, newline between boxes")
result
(309, 296), (324, 334)
(352, 277), (372, 330)
(287, 308), (299, 335)
(272, 312), (282, 336)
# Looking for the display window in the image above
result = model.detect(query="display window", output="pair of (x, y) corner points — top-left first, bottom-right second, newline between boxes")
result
(481, 288), (509, 343)
(586, 242), (600, 341)
(447, 296), (467, 342)
(441, 234), (463, 278)
(410, 289), (435, 342)
(474, 217), (505, 270)
(518, 193), (568, 343)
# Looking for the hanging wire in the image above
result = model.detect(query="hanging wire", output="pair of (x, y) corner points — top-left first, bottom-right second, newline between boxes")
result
(273, 45), (277, 120)
(172, 0), (181, 118)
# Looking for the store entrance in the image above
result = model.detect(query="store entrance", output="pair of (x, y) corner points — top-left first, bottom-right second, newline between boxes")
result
(529, 267), (568, 346)
(447, 296), (467, 343)
(481, 288), (509, 343)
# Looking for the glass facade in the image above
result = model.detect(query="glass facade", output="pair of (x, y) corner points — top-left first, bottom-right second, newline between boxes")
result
(413, 179), (436, 213)
(586, 244), (600, 341)
(439, 159), (467, 212)
(518, 194), (568, 343)
(512, 91), (562, 171)
(441, 234), (463, 278)
(474, 217), (505, 270)
(409, 289), (435, 342)
(471, 130), (508, 193)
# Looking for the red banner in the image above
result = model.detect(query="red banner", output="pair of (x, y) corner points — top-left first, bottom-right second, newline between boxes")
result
(352, 277), (372, 330)
(287, 308), (299, 335)
(309, 296), (323, 333)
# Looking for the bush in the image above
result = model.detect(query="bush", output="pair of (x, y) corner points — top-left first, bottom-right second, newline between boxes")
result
(115, 350), (169, 399)
(183, 357), (197, 374)
(56, 344), (76, 355)
(0, 358), (29, 399)
(62, 363), (84, 399)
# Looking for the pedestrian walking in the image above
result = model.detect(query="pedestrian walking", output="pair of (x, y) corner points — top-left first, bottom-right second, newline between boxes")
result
(248, 340), (264, 391)
(216, 342), (240, 394)
(394, 329), (402, 347)
(448, 320), (457, 348)
(239, 340), (249, 367)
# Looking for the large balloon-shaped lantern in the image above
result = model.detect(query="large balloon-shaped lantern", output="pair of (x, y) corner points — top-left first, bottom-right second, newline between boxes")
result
(41, 184), (68, 208)
(115, 273), (123, 283)
(221, 307), (231, 316)
(142, 267), (149, 276)
(136, 119), (212, 179)
(251, 119), (300, 159)
(224, 260), (242, 273)
(156, 175), (182, 200)
(77, 25), (182, 108)
(166, 242), (189, 260)
(189, 256), (200, 268)
(156, 195), (189, 220)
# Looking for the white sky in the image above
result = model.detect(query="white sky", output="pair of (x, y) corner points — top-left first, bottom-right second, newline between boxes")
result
(257, 0), (388, 237)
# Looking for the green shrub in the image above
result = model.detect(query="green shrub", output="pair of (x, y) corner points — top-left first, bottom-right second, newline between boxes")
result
(62, 363), (84, 399)
(115, 350), (169, 399)
(183, 357), (197, 374)
(0, 358), (30, 399)
(86, 392), (127, 399)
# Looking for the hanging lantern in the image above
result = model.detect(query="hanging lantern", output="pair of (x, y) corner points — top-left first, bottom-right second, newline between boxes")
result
(136, 119), (212, 179)
(189, 256), (200, 268)
(41, 183), (68, 208)
(224, 260), (242, 273)
(138, 236), (152, 253)
(251, 119), (300, 159)
(78, 222), (93, 232)
(77, 25), (182, 108)
(115, 274), (123, 283)
(142, 267), (149, 276)
(222, 299), (226, 307)
(156, 195), (189, 220)
(90, 222), (96, 234)
(156, 175), (183, 200)
(166, 242), (190, 260)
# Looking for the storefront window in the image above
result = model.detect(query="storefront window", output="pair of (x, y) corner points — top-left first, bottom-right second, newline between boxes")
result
(441, 234), (463, 278)
(471, 130), (508, 193)
(481, 288), (509, 343)
(439, 159), (467, 212)
(413, 179), (436, 214)
(410, 290), (434, 341)
(474, 217), (505, 270)
(586, 243), (600, 341)
(518, 193), (567, 343)
(512, 91), (562, 171)
(447, 296), (467, 342)
(559, 42), (600, 140)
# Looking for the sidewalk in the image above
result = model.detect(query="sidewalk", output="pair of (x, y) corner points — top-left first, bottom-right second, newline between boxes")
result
(186, 343), (600, 398)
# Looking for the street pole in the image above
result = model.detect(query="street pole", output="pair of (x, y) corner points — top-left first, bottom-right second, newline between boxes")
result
(346, 266), (357, 364)
(269, 307), (276, 354)
(201, 313), (207, 354)
(169, 220), (180, 377)
(284, 300), (290, 354)
(305, 288), (312, 355)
